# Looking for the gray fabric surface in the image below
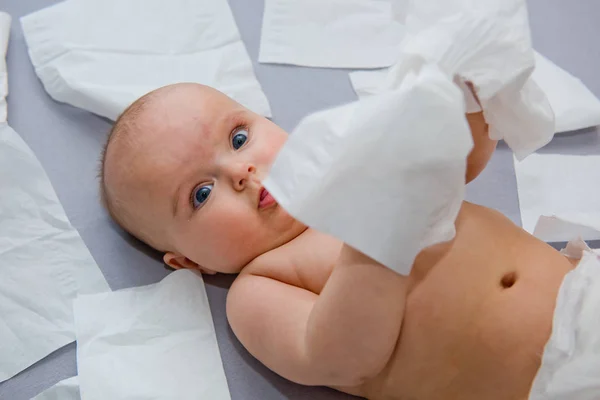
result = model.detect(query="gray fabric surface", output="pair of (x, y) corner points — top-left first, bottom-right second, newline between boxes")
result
(1, 0), (600, 399)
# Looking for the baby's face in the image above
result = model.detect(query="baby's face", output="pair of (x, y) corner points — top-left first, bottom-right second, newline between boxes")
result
(118, 85), (306, 273)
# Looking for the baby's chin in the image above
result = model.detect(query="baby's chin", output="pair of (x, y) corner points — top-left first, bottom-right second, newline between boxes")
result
(232, 219), (308, 272)
(266, 214), (308, 252)
(198, 210), (307, 274)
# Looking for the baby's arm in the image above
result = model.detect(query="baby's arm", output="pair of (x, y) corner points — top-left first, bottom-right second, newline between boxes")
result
(227, 107), (487, 387)
(465, 111), (496, 183)
(227, 245), (408, 387)
(464, 81), (496, 183)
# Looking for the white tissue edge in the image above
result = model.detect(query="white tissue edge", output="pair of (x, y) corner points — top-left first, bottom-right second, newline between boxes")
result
(349, 50), (600, 136)
(0, 12), (11, 123)
(32, 376), (80, 400)
(533, 215), (600, 243)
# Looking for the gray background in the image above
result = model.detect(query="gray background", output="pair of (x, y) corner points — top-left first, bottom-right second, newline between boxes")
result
(1, 0), (600, 399)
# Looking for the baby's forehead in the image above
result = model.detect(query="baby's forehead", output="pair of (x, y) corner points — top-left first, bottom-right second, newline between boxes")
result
(131, 85), (246, 162)
(148, 84), (239, 120)
(133, 85), (240, 143)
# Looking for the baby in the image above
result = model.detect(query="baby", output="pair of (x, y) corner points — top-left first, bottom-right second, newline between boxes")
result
(101, 83), (576, 400)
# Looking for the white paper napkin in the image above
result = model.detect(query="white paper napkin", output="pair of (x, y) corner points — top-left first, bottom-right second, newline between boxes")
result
(0, 123), (109, 382)
(32, 377), (80, 400)
(514, 153), (600, 242)
(21, 0), (271, 121)
(265, 63), (473, 275)
(264, 0), (553, 275)
(74, 270), (231, 400)
(0, 12), (11, 122)
(350, 51), (600, 135)
(259, 0), (405, 68)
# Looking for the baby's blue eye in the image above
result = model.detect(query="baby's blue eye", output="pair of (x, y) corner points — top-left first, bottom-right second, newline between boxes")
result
(192, 184), (213, 209)
(232, 129), (248, 150)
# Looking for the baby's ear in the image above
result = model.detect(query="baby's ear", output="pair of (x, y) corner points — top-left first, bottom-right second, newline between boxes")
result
(163, 252), (216, 275)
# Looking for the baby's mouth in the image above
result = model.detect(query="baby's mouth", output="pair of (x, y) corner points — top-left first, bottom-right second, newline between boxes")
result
(258, 187), (276, 209)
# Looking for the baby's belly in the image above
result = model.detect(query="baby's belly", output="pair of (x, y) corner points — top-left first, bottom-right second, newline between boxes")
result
(363, 202), (574, 400)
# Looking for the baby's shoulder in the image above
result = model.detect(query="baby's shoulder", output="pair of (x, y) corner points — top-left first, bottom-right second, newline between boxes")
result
(241, 229), (342, 294)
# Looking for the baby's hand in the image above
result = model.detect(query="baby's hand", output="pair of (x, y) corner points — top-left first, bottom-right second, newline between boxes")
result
(465, 81), (482, 109)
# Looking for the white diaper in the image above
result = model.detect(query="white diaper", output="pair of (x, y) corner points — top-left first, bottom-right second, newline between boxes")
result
(529, 239), (600, 400)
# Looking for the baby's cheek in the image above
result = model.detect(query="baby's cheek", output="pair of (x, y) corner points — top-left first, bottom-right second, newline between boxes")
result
(261, 149), (280, 170)
(211, 208), (261, 251)
(258, 121), (288, 163)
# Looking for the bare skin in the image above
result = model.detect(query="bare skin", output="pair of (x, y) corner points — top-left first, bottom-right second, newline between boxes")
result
(103, 84), (574, 400)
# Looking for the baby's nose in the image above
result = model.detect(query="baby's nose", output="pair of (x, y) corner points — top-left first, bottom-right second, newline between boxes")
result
(233, 163), (256, 191)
